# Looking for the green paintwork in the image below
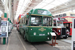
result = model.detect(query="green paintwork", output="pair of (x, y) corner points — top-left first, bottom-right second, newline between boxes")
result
(19, 9), (53, 42)
(3, 38), (6, 44)
(27, 8), (52, 18)
(8, 18), (12, 23)
(27, 27), (52, 42)
(19, 26), (52, 42)
(30, 9), (52, 16)
(4, 13), (7, 18)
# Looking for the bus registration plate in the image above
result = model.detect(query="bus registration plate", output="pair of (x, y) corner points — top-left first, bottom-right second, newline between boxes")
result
(39, 34), (45, 36)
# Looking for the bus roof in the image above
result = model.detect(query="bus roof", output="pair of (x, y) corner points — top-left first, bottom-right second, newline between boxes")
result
(28, 9), (52, 17)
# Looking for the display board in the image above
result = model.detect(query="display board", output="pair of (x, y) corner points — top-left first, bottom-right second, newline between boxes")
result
(38, 10), (47, 14)
(0, 20), (8, 37)
(51, 32), (56, 36)
(72, 18), (75, 50)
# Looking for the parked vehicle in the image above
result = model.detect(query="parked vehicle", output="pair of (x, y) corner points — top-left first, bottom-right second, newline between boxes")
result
(53, 18), (68, 39)
(19, 9), (53, 42)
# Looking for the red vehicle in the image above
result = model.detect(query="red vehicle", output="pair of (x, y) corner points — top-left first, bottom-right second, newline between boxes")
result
(63, 22), (72, 36)
(53, 18), (68, 39)
(16, 22), (19, 30)
(16, 14), (24, 31)
(61, 16), (75, 36)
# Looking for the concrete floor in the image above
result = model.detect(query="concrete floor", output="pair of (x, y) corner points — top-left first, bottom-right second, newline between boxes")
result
(0, 27), (71, 50)
(61, 37), (71, 43)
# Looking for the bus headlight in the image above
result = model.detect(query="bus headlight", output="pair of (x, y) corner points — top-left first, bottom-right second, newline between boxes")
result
(48, 32), (49, 35)
(47, 37), (49, 39)
(2, 27), (6, 32)
(31, 29), (32, 30)
(58, 30), (60, 32)
(34, 32), (36, 35)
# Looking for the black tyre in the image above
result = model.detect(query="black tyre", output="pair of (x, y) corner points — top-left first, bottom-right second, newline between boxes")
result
(23, 31), (27, 41)
(18, 29), (21, 34)
(64, 34), (68, 39)
(56, 35), (61, 39)
(23, 31), (25, 38)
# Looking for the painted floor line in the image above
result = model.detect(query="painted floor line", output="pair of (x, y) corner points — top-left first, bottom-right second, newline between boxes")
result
(6, 37), (10, 50)
(62, 40), (71, 43)
(17, 33), (26, 50)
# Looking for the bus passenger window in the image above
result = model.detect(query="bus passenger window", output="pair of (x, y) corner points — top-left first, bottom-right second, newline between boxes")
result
(43, 17), (52, 26)
(70, 23), (72, 28)
(26, 20), (28, 25)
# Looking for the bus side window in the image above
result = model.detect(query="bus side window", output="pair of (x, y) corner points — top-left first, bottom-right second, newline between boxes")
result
(70, 23), (72, 28)
(64, 24), (66, 27)
(24, 17), (25, 24)
(26, 20), (28, 25)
